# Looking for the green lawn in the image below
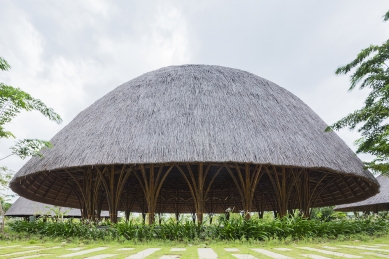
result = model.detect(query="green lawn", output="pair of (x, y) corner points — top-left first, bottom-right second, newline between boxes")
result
(1, 235), (389, 258)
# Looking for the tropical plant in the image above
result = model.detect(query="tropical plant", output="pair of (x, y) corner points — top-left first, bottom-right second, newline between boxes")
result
(44, 206), (71, 222)
(310, 207), (346, 222)
(0, 57), (62, 160)
(0, 56), (62, 197)
(8, 214), (389, 241)
(326, 10), (389, 173)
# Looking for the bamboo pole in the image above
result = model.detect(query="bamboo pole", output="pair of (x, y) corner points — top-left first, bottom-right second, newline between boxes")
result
(225, 164), (263, 219)
(197, 163), (204, 225)
(265, 166), (295, 218)
(134, 164), (173, 225)
(175, 163), (221, 225)
(97, 165), (131, 223)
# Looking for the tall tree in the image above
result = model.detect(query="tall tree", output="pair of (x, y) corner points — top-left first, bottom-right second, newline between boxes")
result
(326, 11), (389, 173)
(0, 57), (62, 195)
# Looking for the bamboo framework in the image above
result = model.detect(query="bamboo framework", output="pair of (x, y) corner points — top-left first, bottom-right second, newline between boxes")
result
(13, 162), (377, 224)
(334, 175), (389, 213)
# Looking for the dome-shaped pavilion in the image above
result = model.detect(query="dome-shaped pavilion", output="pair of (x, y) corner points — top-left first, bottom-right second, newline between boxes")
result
(5, 197), (81, 218)
(5, 197), (110, 218)
(10, 65), (379, 224)
(335, 175), (388, 213)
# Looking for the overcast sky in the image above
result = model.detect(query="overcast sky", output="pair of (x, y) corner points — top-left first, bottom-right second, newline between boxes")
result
(1, 1), (389, 197)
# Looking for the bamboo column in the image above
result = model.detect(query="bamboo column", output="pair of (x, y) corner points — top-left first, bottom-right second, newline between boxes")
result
(175, 163), (223, 225)
(96, 197), (104, 221)
(66, 183), (86, 219)
(156, 192), (169, 225)
(174, 190), (180, 222)
(293, 171), (335, 218)
(300, 170), (310, 217)
(196, 163), (204, 224)
(265, 166), (300, 218)
(65, 169), (102, 220)
(133, 164), (173, 225)
(254, 192), (266, 218)
(124, 191), (135, 222)
(87, 168), (103, 220)
(305, 174), (335, 217)
(97, 165), (131, 223)
(137, 193), (147, 224)
(225, 163), (263, 220)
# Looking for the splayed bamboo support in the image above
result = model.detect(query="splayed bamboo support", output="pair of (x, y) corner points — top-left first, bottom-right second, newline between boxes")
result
(265, 166), (300, 218)
(96, 197), (104, 221)
(300, 170), (310, 217)
(176, 163), (222, 225)
(291, 169), (310, 217)
(134, 164), (174, 224)
(65, 169), (102, 220)
(135, 192), (147, 224)
(254, 192), (267, 218)
(225, 163), (263, 220)
(11, 161), (375, 220)
(97, 165), (131, 223)
(307, 175), (336, 217)
(156, 192), (169, 225)
(124, 191), (135, 222)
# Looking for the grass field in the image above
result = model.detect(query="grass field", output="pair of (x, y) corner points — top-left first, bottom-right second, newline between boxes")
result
(1, 234), (389, 258)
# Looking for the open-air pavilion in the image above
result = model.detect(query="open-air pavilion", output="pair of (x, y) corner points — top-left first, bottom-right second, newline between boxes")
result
(5, 197), (110, 219)
(335, 174), (389, 214)
(10, 65), (379, 224)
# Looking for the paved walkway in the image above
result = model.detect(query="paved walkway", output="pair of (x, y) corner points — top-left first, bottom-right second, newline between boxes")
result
(0, 243), (388, 258)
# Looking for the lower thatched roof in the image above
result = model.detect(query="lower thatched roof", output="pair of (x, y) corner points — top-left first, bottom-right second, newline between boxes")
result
(334, 175), (389, 212)
(5, 197), (109, 218)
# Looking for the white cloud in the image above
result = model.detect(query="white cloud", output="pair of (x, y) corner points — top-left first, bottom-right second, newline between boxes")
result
(0, 0), (193, 178)
(148, 4), (190, 64)
(1, 0), (389, 198)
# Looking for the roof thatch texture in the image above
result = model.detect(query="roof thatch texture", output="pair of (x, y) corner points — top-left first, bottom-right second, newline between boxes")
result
(11, 65), (377, 179)
(5, 197), (109, 217)
(9, 64), (379, 207)
(334, 175), (389, 212)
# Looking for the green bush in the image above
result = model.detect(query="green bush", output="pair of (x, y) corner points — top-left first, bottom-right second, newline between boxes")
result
(7, 215), (389, 241)
(8, 220), (118, 240)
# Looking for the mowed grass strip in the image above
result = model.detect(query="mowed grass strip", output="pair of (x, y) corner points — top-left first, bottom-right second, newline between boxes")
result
(2, 237), (389, 258)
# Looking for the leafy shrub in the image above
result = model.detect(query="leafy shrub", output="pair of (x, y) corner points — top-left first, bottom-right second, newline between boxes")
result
(7, 215), (389, 241)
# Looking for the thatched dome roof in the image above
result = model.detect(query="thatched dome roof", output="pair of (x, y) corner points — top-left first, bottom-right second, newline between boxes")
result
(10, 64), (379, 208)
(334, 175), (389, 212)
(5, 197), (110, 218)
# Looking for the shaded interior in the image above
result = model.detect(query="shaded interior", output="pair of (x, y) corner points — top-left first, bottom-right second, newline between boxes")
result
(11, 162), (378, 215)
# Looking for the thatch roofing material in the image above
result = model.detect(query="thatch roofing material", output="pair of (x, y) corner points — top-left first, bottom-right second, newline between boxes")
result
(334, 175), (389, 212)
(11, 65), (376, 177)
(5, 197), (109, 217)
(9, 64), (379, 208)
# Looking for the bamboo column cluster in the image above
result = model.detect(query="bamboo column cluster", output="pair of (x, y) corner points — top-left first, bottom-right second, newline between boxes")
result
(97, 165), (131, 223)
(225, 163), (263, 220)
(64, 163), (339, 224)
(133, 164), (174, 224)
(175, 163), (224, 225)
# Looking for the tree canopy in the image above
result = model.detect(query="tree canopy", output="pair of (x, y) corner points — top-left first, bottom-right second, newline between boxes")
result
(0, 56), (62, 200)
(327, 10), (389, 173)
